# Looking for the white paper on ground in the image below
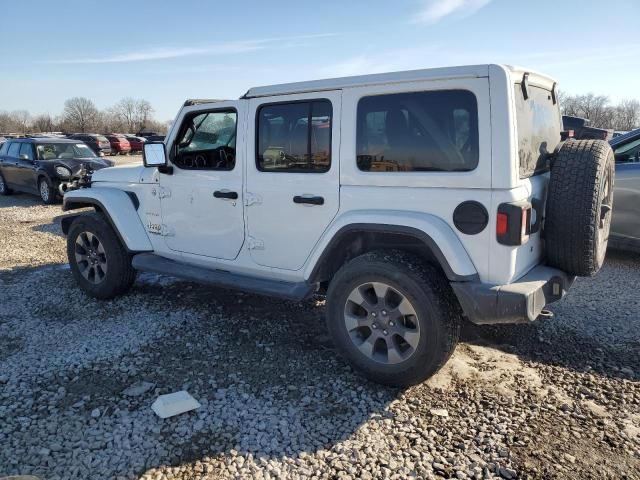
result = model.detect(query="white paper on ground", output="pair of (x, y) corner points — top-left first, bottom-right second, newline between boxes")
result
(151, 391), (201, 419)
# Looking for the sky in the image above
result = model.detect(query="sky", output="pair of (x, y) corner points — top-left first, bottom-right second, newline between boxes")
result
(0, 0), (638, 122)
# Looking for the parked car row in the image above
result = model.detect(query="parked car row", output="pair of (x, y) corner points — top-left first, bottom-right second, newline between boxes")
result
(0, 137), (114, 203)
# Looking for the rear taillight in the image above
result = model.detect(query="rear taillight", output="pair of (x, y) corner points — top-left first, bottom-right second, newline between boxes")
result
(497, 202), (535, 246)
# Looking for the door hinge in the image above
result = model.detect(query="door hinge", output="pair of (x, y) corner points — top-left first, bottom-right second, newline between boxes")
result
(247, 236), (264, 250)
(244, 192), (262, 207)
(158, 187), (171, 199)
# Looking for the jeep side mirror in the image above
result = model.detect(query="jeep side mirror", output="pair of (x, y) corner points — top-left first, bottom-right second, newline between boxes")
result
(143, 142), (167, 168)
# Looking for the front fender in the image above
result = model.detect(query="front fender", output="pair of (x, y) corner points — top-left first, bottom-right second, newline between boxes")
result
(63, 187), (153, 252)
(304, 210), (478, 282)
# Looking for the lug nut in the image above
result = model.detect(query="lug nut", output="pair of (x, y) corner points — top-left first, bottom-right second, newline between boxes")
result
(389, 321), (395, 327)
(372, 323), (378, 329)
(371, 312), (377, 318)
(383, 330), (388, 335)
(382, 310), (387, 316)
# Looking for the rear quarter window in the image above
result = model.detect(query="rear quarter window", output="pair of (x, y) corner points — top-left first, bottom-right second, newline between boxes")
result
(515, 84), (562, 178)
(356, 90), (479, 172)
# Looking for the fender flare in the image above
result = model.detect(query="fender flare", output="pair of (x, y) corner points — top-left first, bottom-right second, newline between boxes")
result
(305, 210), (479, 283)
(62, 188), (152, 252)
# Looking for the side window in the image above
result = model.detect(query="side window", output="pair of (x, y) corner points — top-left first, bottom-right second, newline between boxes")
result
(256, 100), (332, 172)
(356, 90), (479, 172)
(7, 143), (20, 157)
(614, 138), (640, 163)
(19, 143), (34, 160)
(0, 142), (8, 155)
(174, 110), (237, 170)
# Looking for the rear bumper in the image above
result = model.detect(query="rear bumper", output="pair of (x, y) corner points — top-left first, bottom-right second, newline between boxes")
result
(451, 265), (575, 325)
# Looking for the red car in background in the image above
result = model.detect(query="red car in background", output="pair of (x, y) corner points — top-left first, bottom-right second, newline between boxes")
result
(124, 135), (145, 153)
(105, 134), (131, 155)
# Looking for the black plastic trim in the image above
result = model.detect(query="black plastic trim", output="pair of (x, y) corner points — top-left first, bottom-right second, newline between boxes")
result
(308, 223), (478, 283)
(62, 195), (149, 253)
(451, 265), (575, 325)
(132, 253), (316, 301)
(125, 191), (140, 210)
(453, 201), (488, 235)
(521, 72), (530, 100)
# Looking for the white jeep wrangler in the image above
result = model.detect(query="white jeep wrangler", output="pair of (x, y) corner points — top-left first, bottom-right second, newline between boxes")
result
(62, 65), (614, 386)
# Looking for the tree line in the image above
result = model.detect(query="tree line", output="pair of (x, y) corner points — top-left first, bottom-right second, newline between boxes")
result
(559, 92), (640, 131)
(2, 91), (638, 136)
(0, 97), (171, 135)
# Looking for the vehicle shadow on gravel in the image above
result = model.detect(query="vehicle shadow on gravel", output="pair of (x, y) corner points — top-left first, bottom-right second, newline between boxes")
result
(30, 213), (69, 237)
(0, 192), (49, 208)
(461, 249), (640, 383)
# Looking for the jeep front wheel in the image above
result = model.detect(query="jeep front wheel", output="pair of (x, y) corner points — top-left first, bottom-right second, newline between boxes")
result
(67, 212), (137, 299)
(326, 250), (461, 387)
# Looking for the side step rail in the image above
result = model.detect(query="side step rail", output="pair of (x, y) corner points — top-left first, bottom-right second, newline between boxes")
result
(131, 253), (316, 301)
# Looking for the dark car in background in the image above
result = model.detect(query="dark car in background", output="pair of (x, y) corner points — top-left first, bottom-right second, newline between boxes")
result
(0, 138), (113, 204)
(124, 134), (145, 153)
(144, 135), (165, 142)
(104, 134), (131, 155)
(609, 128), (640, 252)
(67, 133), (112, 156)
(562, 115), (613, 141)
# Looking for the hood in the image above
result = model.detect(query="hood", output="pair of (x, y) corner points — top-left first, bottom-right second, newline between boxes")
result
(91, 164), (154, 184)
(55, 157), (114, 173)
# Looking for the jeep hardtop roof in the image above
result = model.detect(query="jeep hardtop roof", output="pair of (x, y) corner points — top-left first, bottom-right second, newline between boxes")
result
(241, 64), (556, 99)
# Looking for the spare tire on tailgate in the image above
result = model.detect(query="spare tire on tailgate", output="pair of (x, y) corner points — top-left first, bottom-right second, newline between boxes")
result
(545, 139), (614, 277)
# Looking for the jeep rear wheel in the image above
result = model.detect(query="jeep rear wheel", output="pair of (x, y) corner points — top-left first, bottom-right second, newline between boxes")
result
(326, 250), (461, 387)
(545, 139), (615, 276)
(67, 212), (137, 299)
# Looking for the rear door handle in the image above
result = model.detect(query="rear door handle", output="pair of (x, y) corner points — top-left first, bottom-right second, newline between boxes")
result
(213, 190), (238, 200)
(293, 195), (324, 205)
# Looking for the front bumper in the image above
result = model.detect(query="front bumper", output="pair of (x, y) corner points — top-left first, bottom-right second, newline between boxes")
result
(451, 265), (575, 325)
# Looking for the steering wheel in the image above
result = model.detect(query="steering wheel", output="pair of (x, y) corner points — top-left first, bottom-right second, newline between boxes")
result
(218, 146), (235, 168)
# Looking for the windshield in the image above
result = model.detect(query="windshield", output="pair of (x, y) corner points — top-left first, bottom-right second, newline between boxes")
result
(37, 143), (97, 160)
(514, 84), (562, 178)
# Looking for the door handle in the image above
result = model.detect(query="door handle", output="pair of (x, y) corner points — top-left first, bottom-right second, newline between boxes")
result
(293, 195), (324, 205)
(213, 190), (238, 200)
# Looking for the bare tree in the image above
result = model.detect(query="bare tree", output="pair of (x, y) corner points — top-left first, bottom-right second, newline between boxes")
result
(612, 99), (640, 131)
(12, 110), (31, 134)
(62, 97), (99, 133)
(109, 98), (154, 133)
(134, 100), (154, 133)
(32, 113), (54, 133)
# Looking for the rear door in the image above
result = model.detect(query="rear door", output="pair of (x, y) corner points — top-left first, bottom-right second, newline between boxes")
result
(245, 91), (341, 270)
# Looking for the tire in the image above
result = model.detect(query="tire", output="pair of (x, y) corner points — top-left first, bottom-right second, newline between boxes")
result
(38, 177), (57, 205)
(0, 172), (12, 195)
(545, 139), (615, 276)
(67, 212), (137, 299)
(326, 250), (461, 387)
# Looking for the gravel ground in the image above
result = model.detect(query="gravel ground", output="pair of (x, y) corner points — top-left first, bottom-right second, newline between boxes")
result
(0, 193), (638, 480)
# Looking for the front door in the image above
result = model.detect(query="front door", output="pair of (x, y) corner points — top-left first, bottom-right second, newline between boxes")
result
(159, 101), (245, 260)
(2, 142), (21, 187)
(246, 91), (341, 270)
(16, 142), (37, 191)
